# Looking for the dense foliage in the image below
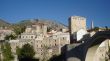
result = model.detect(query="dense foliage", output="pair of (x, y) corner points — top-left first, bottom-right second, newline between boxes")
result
(1, 42), (14, 61)
(12, 25), (26, 35)
(16, 44), (38, 61)
(5, 34), (17, 40)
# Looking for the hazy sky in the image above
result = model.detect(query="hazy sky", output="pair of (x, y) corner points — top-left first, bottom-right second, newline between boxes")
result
(0, 0), (110, 28)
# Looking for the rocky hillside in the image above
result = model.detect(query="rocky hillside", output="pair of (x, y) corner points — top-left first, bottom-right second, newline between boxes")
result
(0, 18), (68, 31)
(0, 19), (11, 27)
(0, 19), (12, 29)
(16, 19), (68, 31)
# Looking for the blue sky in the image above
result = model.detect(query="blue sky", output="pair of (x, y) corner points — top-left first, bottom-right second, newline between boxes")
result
(0, 0), (110, 28)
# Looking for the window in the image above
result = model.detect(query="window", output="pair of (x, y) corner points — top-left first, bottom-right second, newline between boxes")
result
(35, 36), (37, 38)
(41, 45), (42, 47)
(26, 36), (27, 38)
(36, 45), (38, 47)
(55, 40), (56, 42)
(55, 44), (56, 46)
(19, 36), (21, 38)
(63, 37), (65, 40)
(22, 36), (24, 38)
(31, 36), (33, 39)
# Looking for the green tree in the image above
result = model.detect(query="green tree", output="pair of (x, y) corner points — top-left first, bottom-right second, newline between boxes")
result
(17, 44), (38, 61)
(5, 34), (17, 40)
(1, 43), (14, 61)
(93, 27), (99, 31)
(12, 25), (26, 35)
(16, 46), (21, 56)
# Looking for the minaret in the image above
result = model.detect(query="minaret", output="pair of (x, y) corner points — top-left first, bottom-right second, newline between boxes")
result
(91, 21), (94, 29)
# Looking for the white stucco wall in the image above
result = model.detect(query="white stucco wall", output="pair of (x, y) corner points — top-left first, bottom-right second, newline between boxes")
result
(76, 29), (87, 41)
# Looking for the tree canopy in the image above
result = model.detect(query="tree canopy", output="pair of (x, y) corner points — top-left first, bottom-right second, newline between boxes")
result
(16, 43), (38, 61)
(1, 42), (14, 61)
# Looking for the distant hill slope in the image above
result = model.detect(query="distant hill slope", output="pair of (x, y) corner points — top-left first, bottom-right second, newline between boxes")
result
(0, 19), (11, 27)
(16, 19), (68, 31)
(0, 18), (68, 31)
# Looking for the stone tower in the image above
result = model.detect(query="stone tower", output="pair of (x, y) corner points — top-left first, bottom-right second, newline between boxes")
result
(68, 16), (86, 43)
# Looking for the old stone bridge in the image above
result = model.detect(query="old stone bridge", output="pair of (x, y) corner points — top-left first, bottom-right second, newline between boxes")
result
(66, 30), (110, 61)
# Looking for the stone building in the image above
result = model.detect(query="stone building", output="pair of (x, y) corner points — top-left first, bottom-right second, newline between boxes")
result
(68, 16), (86, 43)
(68, 16), (86, 35)
(0, 29), (14, 40)
(9, 23), (70, 61)
(33, 32), (70, 60)
(25, 22), (47, 36)
(73, 29), (88, 42)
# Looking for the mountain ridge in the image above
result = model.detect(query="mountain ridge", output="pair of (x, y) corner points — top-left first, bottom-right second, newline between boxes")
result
(16, 19), (68, 31)
(0, 18), (68, 31)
